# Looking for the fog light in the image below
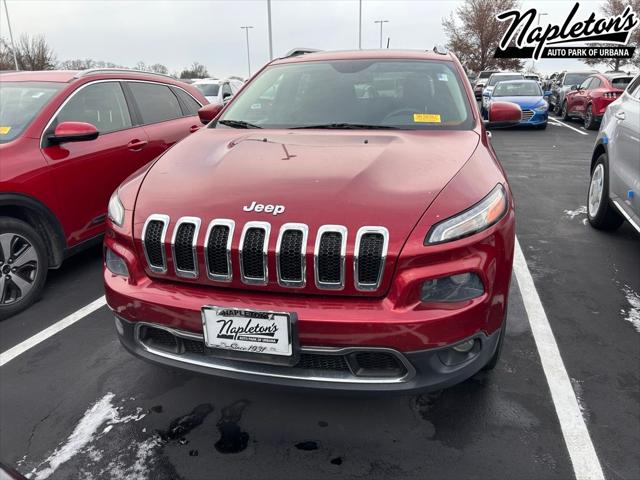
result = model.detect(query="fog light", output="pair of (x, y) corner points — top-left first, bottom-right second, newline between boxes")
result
(453, 339), (475, 353)
(106, 248), (129, 277)
(421, 273), (484, 302)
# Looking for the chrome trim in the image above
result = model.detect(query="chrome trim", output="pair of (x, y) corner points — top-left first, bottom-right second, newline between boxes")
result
(74, 68), (176, 79)
(275, 223), (309, 288)
(204, 219), (235, 282)
(239, 221), (271, 285)
(612, 199), (640, 233)
(353, 226), (389, 291)
(314, 225), (348, 290)
(141, 214), (170, 274)
(170, 216), (201, 279)
(134, 322), (415, 384)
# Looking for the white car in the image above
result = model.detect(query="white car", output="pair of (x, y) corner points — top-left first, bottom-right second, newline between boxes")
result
(192, 78), (243, 105)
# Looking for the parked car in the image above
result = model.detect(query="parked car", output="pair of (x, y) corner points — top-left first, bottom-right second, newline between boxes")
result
(561, 73), (634, 129)
(0, 68), (207, 318)
(587, 74), (640, 233)
(485, 79), (549, 128)
(192, 78), (243, 105)
(474, 70), (499, 99)
(104, 48), (522, 393)
(481, 72), (524, 115)
(474, 80), (487, 100)
(524, 73), (541, 87)
(550, 70), (598, 114)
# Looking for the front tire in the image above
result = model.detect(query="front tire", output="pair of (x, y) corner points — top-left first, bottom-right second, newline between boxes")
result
(0, 217), (48, 320)
(584, 105), (598, 130)
(560, 101), (570, 120)
(587, 154), (624, 231)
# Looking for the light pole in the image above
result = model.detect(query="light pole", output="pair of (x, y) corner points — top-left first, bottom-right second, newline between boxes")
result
(374, 20), (388, 49)
(358, 0), (362, 49)
(267, 0), (273, 60)
(241, 25), (254, 77)
(2, 0), (19, 70)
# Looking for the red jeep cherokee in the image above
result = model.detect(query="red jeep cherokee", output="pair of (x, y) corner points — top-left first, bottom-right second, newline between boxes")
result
(104, 50), (518, 392)
(0, 69), (206, 318)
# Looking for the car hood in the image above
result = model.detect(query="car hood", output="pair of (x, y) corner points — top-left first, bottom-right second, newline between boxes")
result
(492, 96), (545, 108)
(135, 128), (480, 239)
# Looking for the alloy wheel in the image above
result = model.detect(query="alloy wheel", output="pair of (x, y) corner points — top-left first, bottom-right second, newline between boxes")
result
(588, 163), (605, 218)
(0, 233), (39, 305)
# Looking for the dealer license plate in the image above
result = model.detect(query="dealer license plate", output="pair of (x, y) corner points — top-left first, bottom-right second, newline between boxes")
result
(201, 306), (292, 357)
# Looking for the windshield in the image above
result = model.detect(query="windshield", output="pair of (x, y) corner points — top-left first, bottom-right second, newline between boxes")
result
(524, 75), (539, 80)
(479, 71), (498, 79)
(194, 83), (220, 97)
(0, 81), (63, 143)
(217, 59), (473, 130)
(488, 74), (523, 86)
(564, 73), (591, 86)
(612, 77), (632, 89)
(493, 81), (542, 97)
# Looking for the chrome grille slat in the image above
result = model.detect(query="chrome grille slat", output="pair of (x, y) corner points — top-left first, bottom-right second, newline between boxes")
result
(354, 226), (389, 291)
(522, 109), (534, 120)
(239, 221), (270, 285)
(314, 225), (347, 290)
(204, 219), (235, 282)
(171, 217), (201, 278)
(276, 223), (308, 288)
(142, 214), (170, 273)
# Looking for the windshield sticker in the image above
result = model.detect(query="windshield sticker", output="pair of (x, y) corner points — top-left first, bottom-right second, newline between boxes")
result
(437, 73), (449, 82)
(413, 114), (441, 123)
(32, 92), (45, 98)
(0, 126), (11, 135)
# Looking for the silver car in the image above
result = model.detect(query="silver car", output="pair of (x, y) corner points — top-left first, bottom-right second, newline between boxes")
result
(588, 74), (640, 233)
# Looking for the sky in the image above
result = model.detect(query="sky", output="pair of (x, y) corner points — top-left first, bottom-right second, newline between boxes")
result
(0, 0), (621, 78)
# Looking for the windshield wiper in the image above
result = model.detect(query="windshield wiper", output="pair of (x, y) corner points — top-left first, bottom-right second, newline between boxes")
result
(218, 119), (262, 129)
(292, 123), (398, 130)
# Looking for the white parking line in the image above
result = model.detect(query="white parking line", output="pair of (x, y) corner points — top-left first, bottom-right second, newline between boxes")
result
(0, 296), (106, 367)
(549, 118), (589, 136)
(513, 238), (604, 480)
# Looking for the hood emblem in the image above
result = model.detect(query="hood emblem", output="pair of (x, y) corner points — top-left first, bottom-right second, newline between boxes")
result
(243, 201), (285, 216)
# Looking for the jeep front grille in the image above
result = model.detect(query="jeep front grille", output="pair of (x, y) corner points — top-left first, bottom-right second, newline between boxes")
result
(141, 216), (389, 292)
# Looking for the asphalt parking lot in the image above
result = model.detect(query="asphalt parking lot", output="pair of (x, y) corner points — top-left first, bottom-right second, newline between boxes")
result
(1, 115), (638, 480)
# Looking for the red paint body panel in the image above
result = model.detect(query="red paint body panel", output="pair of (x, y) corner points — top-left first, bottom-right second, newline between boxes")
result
(104, 50), (515, 356)
(566, 74), (625, 118)
(0, 70), (207, 256)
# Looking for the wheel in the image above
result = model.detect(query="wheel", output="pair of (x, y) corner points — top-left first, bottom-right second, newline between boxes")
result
(0, 217), (48, 320)
(560, 101), (570, 120)
(483, 312), (507, 371)
(584, 104), (598, 130)
(587, 154), (624, 231)
(535, 122), (547, 130)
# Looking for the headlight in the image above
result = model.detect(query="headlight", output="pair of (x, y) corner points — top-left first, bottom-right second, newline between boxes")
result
(107, 190), (125, 227)
(534, 103), (548, 112)
(425, 184), (507, 244)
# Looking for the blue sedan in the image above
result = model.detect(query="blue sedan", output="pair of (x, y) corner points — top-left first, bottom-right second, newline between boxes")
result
(483, 80), (550, 129)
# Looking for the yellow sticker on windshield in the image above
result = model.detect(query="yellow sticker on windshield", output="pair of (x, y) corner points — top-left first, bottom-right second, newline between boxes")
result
(413, 114), (441, 123)
(0, 126), (11, 135)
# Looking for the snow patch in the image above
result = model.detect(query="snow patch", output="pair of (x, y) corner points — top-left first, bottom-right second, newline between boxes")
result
(564, 206), (587, 220)
(621, 285), (640, 333)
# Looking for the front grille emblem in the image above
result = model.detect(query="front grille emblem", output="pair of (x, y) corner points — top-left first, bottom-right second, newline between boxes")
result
(242, 201), (285, 216)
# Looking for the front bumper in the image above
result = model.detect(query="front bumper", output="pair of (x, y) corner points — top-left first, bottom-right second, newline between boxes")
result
(115, 316), (502, 392)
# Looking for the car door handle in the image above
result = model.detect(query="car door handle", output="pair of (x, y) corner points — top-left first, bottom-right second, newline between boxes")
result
(189, 125), (201, 133)
(614, 111), (626, 121)
(127, 139), (148, 151)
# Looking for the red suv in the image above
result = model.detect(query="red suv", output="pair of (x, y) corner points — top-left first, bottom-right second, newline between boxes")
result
(104, 50), (519, 392)
(0, 69), (206, 318)
(562, 72), (634, 129)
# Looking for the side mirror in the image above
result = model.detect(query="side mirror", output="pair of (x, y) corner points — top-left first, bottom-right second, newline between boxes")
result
(570, 85), (578, 91)
(47, 121), (99, 145)
(198, 103), (224, 124)
(485, 101), (522, 129)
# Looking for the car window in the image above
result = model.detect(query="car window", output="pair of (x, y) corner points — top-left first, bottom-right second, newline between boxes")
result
(564, 73), (591, 86)
(55, 82), (131, 134)
(221, 83), (233, 98)
(579, 78), (592, 90)
(493, 81), (542, 96)
(0, 81), (63, 143)
(219, 59), (474, 130)
(589, 78), (601, 89)
(128, 82), (182, 124)
(488, 74), (523, 86)
(194, 83), (220, 97)
(172, 87), (202, 115)
(611, 77), (632, 89)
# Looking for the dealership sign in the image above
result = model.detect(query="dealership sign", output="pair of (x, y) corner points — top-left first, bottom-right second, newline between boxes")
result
(494, 2), (638, 59)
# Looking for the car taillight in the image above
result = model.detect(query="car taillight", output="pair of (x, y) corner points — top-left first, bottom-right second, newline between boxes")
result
(603, 91), (619, 99)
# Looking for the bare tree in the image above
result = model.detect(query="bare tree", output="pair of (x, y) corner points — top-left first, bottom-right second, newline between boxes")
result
(180, 62), (209, 79)
(442, 0), (523, 73)
(0, 38), (15, 70)
(582, 0), (640, 71)
(149, 63), (169, 74)
(15, 34), (56, 70)
(59, 58), (96, 70)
